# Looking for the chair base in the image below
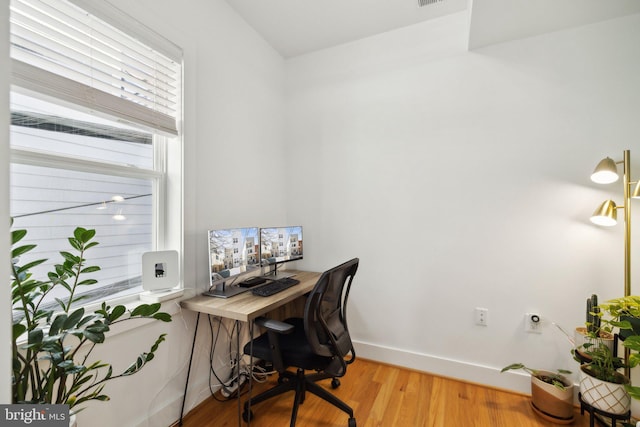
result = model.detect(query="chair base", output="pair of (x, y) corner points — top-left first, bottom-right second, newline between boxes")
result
(243, 369), (355, 427)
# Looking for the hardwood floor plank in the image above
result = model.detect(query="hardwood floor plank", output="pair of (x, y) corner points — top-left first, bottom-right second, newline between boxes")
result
(176, 359), (596, 427)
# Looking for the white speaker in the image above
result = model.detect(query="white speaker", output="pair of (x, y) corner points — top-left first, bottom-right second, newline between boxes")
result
(142, 250), (179, 291)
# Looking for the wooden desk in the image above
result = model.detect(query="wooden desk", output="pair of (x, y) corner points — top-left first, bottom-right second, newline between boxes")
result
(180, 270), (321, 322)
(178, 270), (321, 425)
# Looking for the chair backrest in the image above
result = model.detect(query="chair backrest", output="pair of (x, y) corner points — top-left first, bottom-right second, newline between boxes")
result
(303, 258), (359, 377)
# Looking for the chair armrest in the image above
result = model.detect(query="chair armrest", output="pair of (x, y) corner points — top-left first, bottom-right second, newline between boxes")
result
(255, 317), (295, 334)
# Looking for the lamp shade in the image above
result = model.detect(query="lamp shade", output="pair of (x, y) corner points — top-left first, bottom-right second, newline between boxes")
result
(590, 200), (617, 226)
(632, 181), (640, 199)
(591, 157), (619, 184)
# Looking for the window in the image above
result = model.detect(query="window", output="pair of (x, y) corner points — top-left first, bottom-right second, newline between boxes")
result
(9, 0), (182, 308)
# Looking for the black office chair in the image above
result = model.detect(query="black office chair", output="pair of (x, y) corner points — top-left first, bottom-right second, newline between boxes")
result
(242, 258), (359, 427)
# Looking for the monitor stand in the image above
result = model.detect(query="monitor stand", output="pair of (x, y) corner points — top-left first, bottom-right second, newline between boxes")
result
(203, 283), (250, 299)
(265, 265), (296, 279)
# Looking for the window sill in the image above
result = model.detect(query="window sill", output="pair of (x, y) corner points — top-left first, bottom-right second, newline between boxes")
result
(14, 291), (184, 346)
(104, 292), (183, 338)
(139, 288), (184, 303)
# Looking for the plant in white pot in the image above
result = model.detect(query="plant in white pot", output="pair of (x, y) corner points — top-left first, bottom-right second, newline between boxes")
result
(574, 299), (630, 417)
(501, 363), (574, 423)
(597, 296), (640, 401)
(11, 226), (172, 418)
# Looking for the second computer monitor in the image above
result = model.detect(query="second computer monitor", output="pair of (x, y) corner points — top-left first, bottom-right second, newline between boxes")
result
(260, 226), (303, 268)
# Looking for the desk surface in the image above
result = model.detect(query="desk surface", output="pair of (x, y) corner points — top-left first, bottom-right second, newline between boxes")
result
(180, 270), (321, 322)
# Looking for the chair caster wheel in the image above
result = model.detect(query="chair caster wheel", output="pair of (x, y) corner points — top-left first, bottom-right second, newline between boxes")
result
(242, 409), (253, 423)
(348, 417), (356, 427)
(331, 378), (341, 389)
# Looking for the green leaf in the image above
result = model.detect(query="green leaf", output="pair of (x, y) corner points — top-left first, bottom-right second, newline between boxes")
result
(76, 279), (98, 286)
(60, 251), (80, 264)
(12, 323), (27, 341)
(83, 329), (105, 343)
(54, 298), (67, 311)
(626, 384), (640, 400)
(153, 313), (172, 322)
(16, 259), (47, 274)
(623, 335), (640, 352)
(500, 363), (524, 373)
(150, 334), (167, 352)
(11, 244), (37, 259)
(77, 314), (99, 327)
(28, 329), (43, 346)
(73, 227), (87, 240)
(68, 238), (82, 251)
(628, 353), (640, 368)
(131, 303), (161, 317)
(50, 314), (67, 336)
(80, 266), (100, 274)
(130, 304), (151, 317)
(109, 305), (126, 322)
(84, 241), (99, 250)
(64, 308), (85, 329)
(80, 228), (96, 242)
(11, 229), (27, 244)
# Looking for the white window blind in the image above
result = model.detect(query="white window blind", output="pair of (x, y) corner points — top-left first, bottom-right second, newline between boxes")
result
(9, 0), (182, 136)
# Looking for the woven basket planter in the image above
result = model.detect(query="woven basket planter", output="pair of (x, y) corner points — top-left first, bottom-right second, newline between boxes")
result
(579, 365), (630, 415)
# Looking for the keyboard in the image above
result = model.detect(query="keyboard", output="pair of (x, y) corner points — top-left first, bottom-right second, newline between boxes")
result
(252, 277), (300, 297)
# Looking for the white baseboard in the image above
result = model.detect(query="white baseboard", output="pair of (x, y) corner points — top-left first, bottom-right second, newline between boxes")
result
(353, 340), (532, 395)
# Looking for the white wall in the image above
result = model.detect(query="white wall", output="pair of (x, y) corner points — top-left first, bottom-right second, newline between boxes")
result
(285, 11), (640, 394)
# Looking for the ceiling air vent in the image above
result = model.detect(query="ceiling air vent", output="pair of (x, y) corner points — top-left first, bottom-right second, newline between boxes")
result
(418, 0), (444, 7)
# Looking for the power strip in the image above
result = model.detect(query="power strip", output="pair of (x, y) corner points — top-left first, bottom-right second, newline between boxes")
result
(220, 373), (248, 398)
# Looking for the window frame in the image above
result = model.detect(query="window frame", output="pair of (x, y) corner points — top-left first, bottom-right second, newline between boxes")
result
(8, 0), (183, 308)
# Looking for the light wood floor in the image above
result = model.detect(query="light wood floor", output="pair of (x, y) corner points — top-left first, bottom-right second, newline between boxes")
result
(177, 358), (596, 427)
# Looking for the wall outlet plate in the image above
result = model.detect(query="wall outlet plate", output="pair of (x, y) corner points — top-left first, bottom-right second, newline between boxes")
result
(524, 313), (541, 333)
(475, 307), (488, 326)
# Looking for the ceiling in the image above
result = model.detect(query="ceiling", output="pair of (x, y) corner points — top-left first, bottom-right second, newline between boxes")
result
(223, 0), (640, 58)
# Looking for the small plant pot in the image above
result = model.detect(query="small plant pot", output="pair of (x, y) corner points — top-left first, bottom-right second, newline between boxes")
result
(530, 371), (574, 423)
(574, 327), (614, 359)
(579, 365), (630, 415)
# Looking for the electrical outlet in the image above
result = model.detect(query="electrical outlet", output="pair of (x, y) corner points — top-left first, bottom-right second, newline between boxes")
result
(524, 313), (541, 333)
(475, 307), (488, 326)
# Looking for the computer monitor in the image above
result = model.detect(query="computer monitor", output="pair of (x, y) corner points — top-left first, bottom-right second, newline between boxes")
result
(260, 226), (303, 276)
(206, 227), (260, 298)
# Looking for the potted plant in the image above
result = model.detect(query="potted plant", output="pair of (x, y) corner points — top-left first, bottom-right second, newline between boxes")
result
(501, 363), (574, 423)
(575, 295), (615, 358)
(574, 299), (630, 416)
(11, 226), (172, 418)
(597, 296), (640, 401)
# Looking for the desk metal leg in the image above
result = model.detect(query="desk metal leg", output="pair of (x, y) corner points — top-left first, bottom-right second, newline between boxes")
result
(247, 320), (254, 426)
(179, 312), (201, 426)
(235, 320), (242, 425)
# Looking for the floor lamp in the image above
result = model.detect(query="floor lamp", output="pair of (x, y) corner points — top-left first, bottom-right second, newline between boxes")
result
(590, 150), (640, 297)
(590, 150), (640, 377)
